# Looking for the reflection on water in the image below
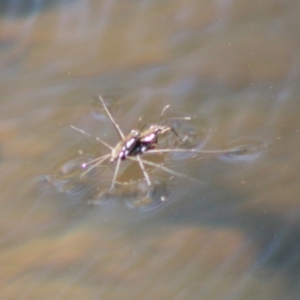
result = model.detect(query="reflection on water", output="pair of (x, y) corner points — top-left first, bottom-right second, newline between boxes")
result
(1, 0), (300, 299)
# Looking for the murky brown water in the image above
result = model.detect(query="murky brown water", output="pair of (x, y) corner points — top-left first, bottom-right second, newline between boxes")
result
(1, 0), (300, 299)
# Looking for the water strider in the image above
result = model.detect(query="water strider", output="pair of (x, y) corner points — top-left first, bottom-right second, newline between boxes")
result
(71, 96), (262, 191)
(71, 97), (192, 189)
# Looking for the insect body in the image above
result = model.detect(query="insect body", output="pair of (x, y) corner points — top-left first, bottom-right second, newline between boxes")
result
(127, 125), (171, 155)
(110, 129), (140, 161)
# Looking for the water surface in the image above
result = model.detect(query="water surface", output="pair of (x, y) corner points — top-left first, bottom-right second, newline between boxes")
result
(1, 1), (300, 299)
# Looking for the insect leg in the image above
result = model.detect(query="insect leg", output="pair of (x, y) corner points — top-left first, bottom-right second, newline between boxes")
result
(128, 157), (202, 184)
(145, 146), (249, 155)
(159, 104), (170, 120)
(110, 157), (122, 190)
(136, 155), (152, 186)
(71, 125), (113, 150)
(80, 154), (111, 177)
(98, 95), (125, 140)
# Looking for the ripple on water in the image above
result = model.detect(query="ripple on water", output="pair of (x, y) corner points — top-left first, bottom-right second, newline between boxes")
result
(47, 149), (200, 212)
(219, 138), (265, 162)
